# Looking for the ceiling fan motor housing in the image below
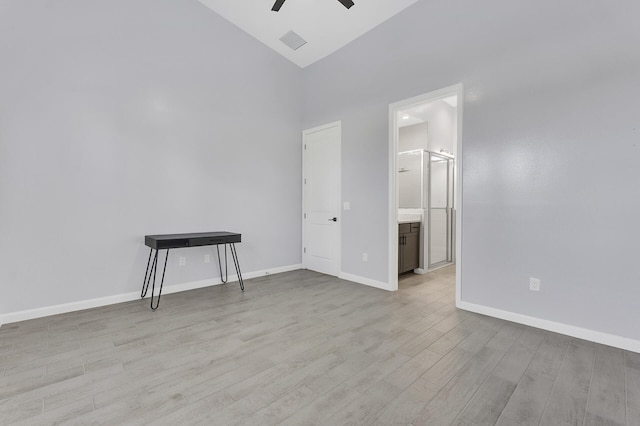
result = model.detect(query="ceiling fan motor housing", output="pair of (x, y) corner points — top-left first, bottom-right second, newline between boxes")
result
(272, 0), (355, 12)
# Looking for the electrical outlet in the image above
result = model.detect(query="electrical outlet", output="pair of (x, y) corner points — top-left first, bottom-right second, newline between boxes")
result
(362, 253), (368, 262)
(204, 254), (210, 263)
(529, 277), (541, 291)
(179, 256), (186, 267)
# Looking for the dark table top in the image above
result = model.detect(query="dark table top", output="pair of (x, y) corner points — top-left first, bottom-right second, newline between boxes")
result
(145, 231), (241, 249)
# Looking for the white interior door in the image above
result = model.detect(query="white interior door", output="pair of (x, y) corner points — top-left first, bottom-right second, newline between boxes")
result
(303, 122), (341, 276)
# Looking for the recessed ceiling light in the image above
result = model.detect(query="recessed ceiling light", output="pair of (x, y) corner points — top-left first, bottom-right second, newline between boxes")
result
(402, 115), (410, 120)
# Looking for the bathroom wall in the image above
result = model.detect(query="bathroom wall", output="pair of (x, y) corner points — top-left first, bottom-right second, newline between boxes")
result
(398, 124), (426, 209)
(423, 100), (455, 154)
(398, 101), (455, 154)
(397, 152), (423, 208)
(398, 122), (428, 151)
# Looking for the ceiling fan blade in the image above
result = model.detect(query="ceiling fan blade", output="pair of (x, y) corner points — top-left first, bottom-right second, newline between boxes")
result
(272, 0), (286, 11)
(337, 0), (355, 9)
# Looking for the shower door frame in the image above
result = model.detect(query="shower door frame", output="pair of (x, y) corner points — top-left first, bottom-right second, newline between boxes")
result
(427, 152), (455, 270)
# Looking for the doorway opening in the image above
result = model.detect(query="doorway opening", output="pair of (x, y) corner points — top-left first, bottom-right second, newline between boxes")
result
(388, 84), (463, 296)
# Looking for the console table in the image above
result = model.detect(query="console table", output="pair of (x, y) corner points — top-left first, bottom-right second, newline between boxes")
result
(141, 231), (244, 310)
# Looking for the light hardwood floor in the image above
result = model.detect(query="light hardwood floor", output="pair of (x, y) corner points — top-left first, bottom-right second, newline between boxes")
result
(1, 266), (638, 425)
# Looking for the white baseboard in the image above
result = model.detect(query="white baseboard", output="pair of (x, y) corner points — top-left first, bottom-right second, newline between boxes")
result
(457, 300), (640, 354)
(0, 264), (302, 326)
(10, 266), (636, 353)
(339, 272), (394, 291)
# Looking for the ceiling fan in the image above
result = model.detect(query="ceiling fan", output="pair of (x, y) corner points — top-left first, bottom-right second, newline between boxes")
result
(271, 0), (355, 12)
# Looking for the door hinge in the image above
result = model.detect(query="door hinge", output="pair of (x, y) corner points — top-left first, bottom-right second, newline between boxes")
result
(304, 178), (306, 184)
(304, 247), (306, 253)
(304, 213), (307, 219)
(304, 144), (306, 150)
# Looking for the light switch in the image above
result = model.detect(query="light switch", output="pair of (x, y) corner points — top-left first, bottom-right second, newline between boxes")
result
(343, 202), (351, 210)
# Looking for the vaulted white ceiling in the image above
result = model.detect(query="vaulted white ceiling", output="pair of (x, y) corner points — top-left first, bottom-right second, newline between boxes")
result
(197, 0), (418, 68)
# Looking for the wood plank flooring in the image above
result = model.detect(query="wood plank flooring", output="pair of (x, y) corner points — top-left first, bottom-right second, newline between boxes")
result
(0, 266), (638, 425)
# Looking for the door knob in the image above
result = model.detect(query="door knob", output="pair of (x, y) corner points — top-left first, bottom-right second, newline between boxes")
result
(328, 217), (337, 222)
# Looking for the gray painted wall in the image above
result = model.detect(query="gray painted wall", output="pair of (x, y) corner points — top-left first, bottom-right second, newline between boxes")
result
(0, 0), (302, 314)
(302, 0), (640, 340)
(2, 0), (640, 344)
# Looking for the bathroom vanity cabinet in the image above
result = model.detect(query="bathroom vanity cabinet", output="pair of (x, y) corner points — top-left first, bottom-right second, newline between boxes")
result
(399, 222), (420, 274)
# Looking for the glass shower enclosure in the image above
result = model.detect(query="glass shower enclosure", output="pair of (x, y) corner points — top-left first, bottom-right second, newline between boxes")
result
(398, 150), (455, 270)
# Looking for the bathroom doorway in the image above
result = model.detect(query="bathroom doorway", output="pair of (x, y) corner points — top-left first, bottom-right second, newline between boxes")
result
(388, 84), (462, 293)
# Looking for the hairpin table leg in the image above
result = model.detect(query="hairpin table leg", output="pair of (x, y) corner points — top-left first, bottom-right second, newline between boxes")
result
(141, 248), (157, 298)
(150, 249), (170, 311)
(216, 244), (228, 284)
(230, 243), (244, 292)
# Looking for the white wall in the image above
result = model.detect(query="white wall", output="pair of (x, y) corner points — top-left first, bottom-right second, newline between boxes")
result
(398, 122), (428, 152)
(397, 151), (423, 208)
(0, 0), (302, 316)
(422, 100), (455, 155)
(302, 0), (640, 342)
(398, 124), (427, 210)
(399, 101), (455, 154)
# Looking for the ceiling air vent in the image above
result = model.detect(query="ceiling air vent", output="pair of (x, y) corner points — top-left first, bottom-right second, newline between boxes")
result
(279, 30), (307, 51)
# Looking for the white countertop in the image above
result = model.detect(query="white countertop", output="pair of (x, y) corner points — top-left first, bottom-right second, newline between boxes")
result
(398, 213), (422, 223)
